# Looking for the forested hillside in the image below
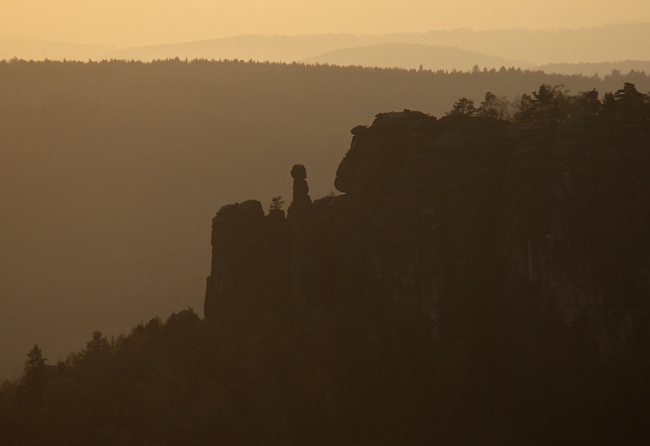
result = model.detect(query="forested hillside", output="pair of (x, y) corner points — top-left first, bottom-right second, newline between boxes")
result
(2, 83), (649, 442)
(1, 58), (649, 379)
(300, 43), (526, 71)
(535, 61), (650, 77)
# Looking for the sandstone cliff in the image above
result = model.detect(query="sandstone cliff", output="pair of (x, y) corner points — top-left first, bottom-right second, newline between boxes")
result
(205, 111), (650, 353)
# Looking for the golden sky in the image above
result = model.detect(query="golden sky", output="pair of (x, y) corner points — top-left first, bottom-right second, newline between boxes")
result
(2, 0), (650, 46)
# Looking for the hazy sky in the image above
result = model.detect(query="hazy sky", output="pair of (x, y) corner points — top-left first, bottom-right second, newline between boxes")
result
(3, 0), (650, 47)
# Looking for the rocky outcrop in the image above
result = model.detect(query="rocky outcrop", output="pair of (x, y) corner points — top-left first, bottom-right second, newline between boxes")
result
(287, 164), (312, 218)
(287, 164), (317, 309)
(205, 111), (650, 351)
(204, 199), (289, 321)
(329, 111), (511, 342)
(496, 121), (650, 350)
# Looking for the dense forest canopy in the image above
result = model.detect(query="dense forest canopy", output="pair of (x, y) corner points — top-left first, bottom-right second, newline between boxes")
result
(1, 58), (650, 381)
(447, 82), (650, 124)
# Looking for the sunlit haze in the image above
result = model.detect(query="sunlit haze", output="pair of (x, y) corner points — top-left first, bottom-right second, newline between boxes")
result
(2, 0), (650, 440)
(2, 0), (650, 46)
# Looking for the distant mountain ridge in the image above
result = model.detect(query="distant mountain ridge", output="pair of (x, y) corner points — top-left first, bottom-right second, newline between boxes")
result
(300, 43), (528, 71)
(534, 60), (650, 77)
(0, 36), (115, 61)
(106, 24), (650, 65)
(3, 23), (650, 70)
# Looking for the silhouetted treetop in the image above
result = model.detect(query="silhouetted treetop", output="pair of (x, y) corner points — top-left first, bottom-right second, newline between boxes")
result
(477, 91), (511, 120)
(446, 97), (476, 117)
(514, 84), (570, 124)
(447, 83), (650, 125)
(20, 345), (49, 400)
(269, 195), (285, 212)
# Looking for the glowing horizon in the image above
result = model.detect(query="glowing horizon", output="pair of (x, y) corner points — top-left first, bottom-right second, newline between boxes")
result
(2, 0), (650, 47)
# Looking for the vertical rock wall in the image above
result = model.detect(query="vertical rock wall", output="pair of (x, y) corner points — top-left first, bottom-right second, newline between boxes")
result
(204, 199), (289, 322)
(205, 111), (650, 351)
(496, 122), (650, 350)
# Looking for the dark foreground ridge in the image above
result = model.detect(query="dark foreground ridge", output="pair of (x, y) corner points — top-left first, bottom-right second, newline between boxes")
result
(2, 110), (649, 445)
(206, 110), (650, 353)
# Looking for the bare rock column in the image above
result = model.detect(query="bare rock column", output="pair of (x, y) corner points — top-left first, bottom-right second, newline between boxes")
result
(287, 164), (317, 308)
(288, 164), (312, 220)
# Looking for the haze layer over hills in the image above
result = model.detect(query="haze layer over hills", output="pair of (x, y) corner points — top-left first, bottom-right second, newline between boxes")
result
(3, 24), (650, 75)
(300, 43), (526, 71)
(1, 58), (649, 378)
(0, 37), (116, 62)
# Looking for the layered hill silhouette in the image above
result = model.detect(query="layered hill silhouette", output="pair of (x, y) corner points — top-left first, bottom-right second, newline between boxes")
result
(1, 104), (649, 445)
(1, 59), (650, 380)
(535, 60), (650, 77)
(106, 24), (650, 65)
(300, 43), (526, 71)
(0, 36), (115, 61)
(4, 24), (650, 72)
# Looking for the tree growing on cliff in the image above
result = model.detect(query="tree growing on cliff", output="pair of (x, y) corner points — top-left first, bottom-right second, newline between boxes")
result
(601, 82), (650, 122)
(269, 195), (285, 212)
(446, 97), (476, 117)
(571, 89), (601, 121)
(515, 84), (570, 124)
(477, 91), (511, 120)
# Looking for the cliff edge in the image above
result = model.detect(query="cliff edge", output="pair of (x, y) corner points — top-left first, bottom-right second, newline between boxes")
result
(205, 110), (650, 352)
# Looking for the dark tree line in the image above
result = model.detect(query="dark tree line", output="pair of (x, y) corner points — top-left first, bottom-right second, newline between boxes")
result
(1, 295), (649, 445)
(447, 82), (650, 125)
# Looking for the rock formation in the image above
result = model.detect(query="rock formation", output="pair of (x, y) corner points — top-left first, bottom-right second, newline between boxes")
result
(288, 164), (312, 218)
(205, 110), (650, 352)
(204, 199), (289, 321)
(286, 164), (318, 308)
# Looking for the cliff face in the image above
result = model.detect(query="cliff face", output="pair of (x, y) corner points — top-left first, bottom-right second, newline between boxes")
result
(205, 111), (650, 351)
(205, 200), (290, 319)
(496, 122), (650, 349)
